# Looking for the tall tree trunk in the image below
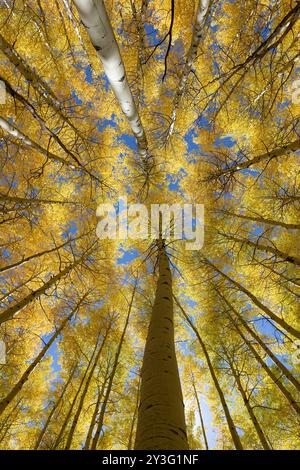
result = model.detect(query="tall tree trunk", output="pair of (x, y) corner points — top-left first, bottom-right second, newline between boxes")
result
(1, 77), (81, 165)
(221, 299), (300, 416)
(167, 0), (210, 139)
(127, 377), (141, 450)
(0, 33), (61, 110)
(0, 32), (86, 138)
(220, 233), (300, 267)
(0, 229), (92, 274)
(64, 320), (111, 449)
(0, 116), (68, 167)
(255, 261), (300, 289)
(134, 243), (188, 450)
(91, 279), (137, 449)
(0, 398), (22, 444)
(225, 352), (271, 450)
(208, 139), (300, 181)
(130, 0), (149, 108)
(0, 35), (105, 188)
(0, 77), (103, 184)
(53, 326), (102, 449)
(54, 0), (78, 64)
(0, 194), (79, 207)
(217, 209), (300, 230)
(83, 363), (111, 450)
(201, 256), (300, 339)
(34, 364), (77, 449)
(73, 0), (151, 170)
(206, 3), (300, 122)
(0, 296), (86, 416)
(61, 0), (88, 53)
(174, 296), (243, 450)
(216, 288), (300, 393)
(191, 372), (209, 450)
(0, 242), (96, 324)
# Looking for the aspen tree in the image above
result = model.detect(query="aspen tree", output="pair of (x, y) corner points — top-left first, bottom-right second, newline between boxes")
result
(134, 236), (189, 450)
(215, 288), (300, 393)
(0, 117), (68, 167)
(0, 399), (22, 444)
(53, 324), (104, 449)
(0, 194), (80, 207)
(0, 242), (97, 324)
(34, 364), (77, 450)
(0, 75), (103, 183)
(0, 117), (104, 185)
(219, 232), (300, 267)
(200, 256), (300, 339)
(127, 377), (141, 450)
(222, 348), (271, 450)
(219, 297), (300, 416)
(191, 371), (209, 450)
(206, 139), (300, 183)
(83, 361), (111, 450)
(73, 0), (152, 169)
(0, 32), (90, 140)
(0, 295), (87, 416)
(64, 318), (112, 449)
(167, 0), (211, 139)
(216, 209), (300, 231)
(130, 0), (149, 108)
(174, 296), (243, 450)
(0, 230), (92, 274)
(91, 279), (137, 449)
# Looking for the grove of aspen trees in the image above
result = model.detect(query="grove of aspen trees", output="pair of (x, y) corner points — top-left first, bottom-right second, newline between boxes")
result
(0, 0), (299, 450)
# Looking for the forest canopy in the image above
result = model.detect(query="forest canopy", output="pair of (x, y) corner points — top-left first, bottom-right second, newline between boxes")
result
(0, 0), (299, 450)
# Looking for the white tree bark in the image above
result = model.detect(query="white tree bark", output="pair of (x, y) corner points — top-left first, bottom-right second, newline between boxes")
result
(130, 0), (149, 108)
(0, 116), (73, 167)
(73, 0), (150, 164)
(0, 33), (91, 145)
(0, 117), (31, 146)
(0, 33), (62, 110)
(167, 0), (210, 139)
(62, 0), (87, 51)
